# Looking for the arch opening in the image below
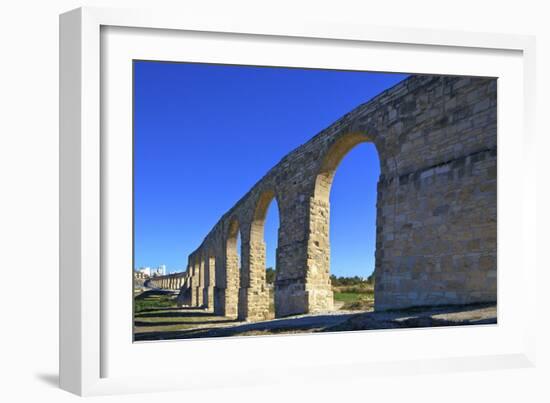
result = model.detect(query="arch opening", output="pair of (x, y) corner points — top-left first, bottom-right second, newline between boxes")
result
(250, 190), (280, 320)
(204, 252), (216, 312)
(194, 254), (205, 307)
(225, 218), (242, 317)
(310, 133), (380, 313)
(314, 133), (375, 202)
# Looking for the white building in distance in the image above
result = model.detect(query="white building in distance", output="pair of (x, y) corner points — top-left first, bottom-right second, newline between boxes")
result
(150, 265), (166, 277)
(136, 267), (151, 277)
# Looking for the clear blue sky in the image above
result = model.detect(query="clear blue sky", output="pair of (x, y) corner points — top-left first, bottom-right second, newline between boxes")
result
(134, 61), (407, 277)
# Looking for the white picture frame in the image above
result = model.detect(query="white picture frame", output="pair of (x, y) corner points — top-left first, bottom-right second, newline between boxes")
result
(59, 6), (537, 396)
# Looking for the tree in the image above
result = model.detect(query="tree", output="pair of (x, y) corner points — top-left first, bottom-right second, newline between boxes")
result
(266, 267), (276, 284)
(367, 273), (375, 285)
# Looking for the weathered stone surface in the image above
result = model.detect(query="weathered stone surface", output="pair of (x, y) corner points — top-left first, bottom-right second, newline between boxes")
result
(155, 75), (496, 319)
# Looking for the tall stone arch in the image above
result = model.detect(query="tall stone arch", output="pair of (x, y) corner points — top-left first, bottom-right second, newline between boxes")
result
(204, 251), (216, 312)
(223, 218), (241, 318)
(236, 190), (280, 321)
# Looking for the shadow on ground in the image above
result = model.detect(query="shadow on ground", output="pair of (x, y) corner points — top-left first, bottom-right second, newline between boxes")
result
(135, 311), (218, 319)
(133, 302), (496, 342)
(134, 312), (357, 341)
(134, 319), (238, 327)
(326, 302), (497, 332)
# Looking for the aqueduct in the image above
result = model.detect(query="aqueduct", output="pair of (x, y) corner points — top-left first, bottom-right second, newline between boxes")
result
(148, 75), (497, 321)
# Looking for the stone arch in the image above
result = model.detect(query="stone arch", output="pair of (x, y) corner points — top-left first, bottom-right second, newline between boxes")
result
(198, 253), (206, 307)
(204, 250), (216, 312)
(313, 132), (377, 202)
(224, 218), (241, 318)
(189, 254), (199, 306)
(300, 132), (381, 314)
(238, 189), (280, 321)
(251, 190), (279, 242)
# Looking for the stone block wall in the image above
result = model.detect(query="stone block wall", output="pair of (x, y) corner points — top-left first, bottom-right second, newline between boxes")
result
(374, 147), (496, 309)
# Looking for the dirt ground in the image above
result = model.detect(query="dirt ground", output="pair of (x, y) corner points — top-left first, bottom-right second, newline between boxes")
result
(134, 291), (496, 342)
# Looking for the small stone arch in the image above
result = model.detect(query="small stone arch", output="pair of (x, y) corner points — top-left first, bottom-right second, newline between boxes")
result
(250, 190), (279, 242)
(190, 253), (204, 307)
(203, 250), (217, 312)
(238, 189), (281, 321)
(224, 218), (241, 318)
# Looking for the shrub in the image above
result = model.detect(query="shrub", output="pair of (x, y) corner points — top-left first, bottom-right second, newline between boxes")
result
(266, 267), (276, 284)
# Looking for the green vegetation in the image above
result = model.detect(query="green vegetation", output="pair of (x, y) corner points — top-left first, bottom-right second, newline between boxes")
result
(334, 291), (373, 302)
(134, 290), (178, 313)
(334, 291), (374, 310)
(133, 290), (236, 335)
(331, 274), (375, 311)
(264, 271), (375, 312)
(330, 274), (374, 287)
(266, 267), (276, 284)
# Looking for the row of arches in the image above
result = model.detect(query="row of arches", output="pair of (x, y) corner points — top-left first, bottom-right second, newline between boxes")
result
(179, 134), (379, 320)
(174, 75), (498, 317)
